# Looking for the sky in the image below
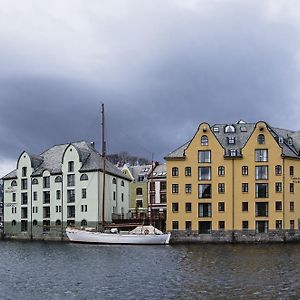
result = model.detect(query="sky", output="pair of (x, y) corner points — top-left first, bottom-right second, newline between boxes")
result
(1, 0), (300, 176)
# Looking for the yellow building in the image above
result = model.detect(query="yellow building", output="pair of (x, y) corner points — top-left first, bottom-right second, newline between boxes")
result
(165, 121), (300, 242)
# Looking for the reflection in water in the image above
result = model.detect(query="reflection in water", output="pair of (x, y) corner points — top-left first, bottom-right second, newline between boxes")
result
(1, 241), (300, 299)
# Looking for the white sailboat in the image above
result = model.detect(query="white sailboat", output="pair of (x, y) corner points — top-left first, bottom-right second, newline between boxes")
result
(66, 104), (171, 245)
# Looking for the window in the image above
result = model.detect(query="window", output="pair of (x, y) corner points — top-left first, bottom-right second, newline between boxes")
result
(68, 161), (74, 172)
(257, 134), (265, 144)
(43, 207), (50, 218)
(275, 201), (282, 211)
(12, 193), (16, 202)
(172, 203), (179, 213)
(149, 182), (155, 191)
(80, 174), (88, 181)
(290, 183), (294, 193)
(227, 137), (235, 144)
(255, 202), (268, 217)
(11, 180), (17, 187)
(172, 184), (179, 194)
(121, 193), (124, 202)
(185, 221), (192, 231)
(32, 178), (39, 185)
(198, 203), (212, 217)
(22, 167), (27, 177)
(255, 183), (268, 198)
(242, 221), (249, 230)
(276, 220), (282, 229)
(21, 193), (28, 205)
(225, 125), (235, 133)
(55, 205), (61, 213)
(81, 205), (88, 212)
(43, 220), (50, 232)
(56, 190), (61, 200)
(113, 191), (116, 201)
(185, 184), (192, 194)
(21, 179), (28, 190)
(242, 183), (248, 193)
(242, 202), (248, 212)
(67, 190), (75, 203)
(229, 149), (237, 157)
(136, 200), (143, 208)
(256, 221), (268, 233)
(242, 166), (248, 176)
(33, 220), (38, 226)
(112, 178), (117, 184)
(185, 167), (191, 176)
(12, 207), (17, 214)
(198, 167), (211, 180)
(43, 176), (50, 189)
(255, 149), (268, 162)
(33, 191), (37, 201)
(172, 221), (179, 230)
(218, 166), (225, 176)
(160, 181), (166, 190)
(290, 201), (294, 212)
(275, 165), (282, 176)
(275, 182), (282, 193)
(290, 166), (294, 176)
(185, 203), (192, 212)
(136, 188), (143, 195)
(218, 183), (225, 194)
(218, 202), (225, 212)
(82, 188), (87, 199)
(21, 220), (28, 232)
(67, 174), (75, 187)
(172, 167), (179, 176)
(219, 221), (225, 230)
(290, 220), (295, 230)
(55, 176), (62, 183)
(81, 219), (87, 227)
(201, 135), (208, 146)
(160, 194), (167, 203)
(67, 206), (75, 218)
(198, 150), (211, 163)
(56, 220), (61, 226)
(12, 220), (16, 226)
(198, 221), (212, 234)
(198, 184), (211, 199)
(137, 176), (144, 182)
(255, 166), (268, 180)
(121, 180), (124, 187)
(43, 191), (50, 204)
(213, 127), (219, 132)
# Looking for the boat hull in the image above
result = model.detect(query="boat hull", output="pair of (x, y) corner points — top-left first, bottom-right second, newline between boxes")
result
(66, 228), (171, 245)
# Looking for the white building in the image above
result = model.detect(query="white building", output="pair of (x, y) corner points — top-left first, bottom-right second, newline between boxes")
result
(2, 141), (130, 240)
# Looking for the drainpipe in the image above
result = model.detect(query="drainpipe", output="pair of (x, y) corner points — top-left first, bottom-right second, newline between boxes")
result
(232, 158), (235, 243)
(61, 176), (64, 241)
(283, 158), (286, 241)
(30, 177), (33, 240)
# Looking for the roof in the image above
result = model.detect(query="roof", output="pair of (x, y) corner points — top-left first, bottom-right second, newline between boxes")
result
(165, 121), (300, 160)
(128, 165), (152, 182)
(2, 141), (130, 180)
(149, 164), (167, 178)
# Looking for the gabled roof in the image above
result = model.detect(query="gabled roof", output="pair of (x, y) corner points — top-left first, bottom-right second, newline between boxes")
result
(2, 141), (130, 180)
(165, 121), (300, 160)
(128, 164), (152, 182)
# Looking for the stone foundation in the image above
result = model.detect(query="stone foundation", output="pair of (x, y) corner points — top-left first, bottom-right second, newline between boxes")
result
(170, 229), (300, 244)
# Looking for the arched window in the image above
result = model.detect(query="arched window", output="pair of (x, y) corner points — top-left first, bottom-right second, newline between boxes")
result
(225, 125), (235, 133)
(257, 134), (265, 144)
(112, 178), (117, 184)
(172, 167), (179, 177)
(218, 166), (225, 176)
(136, 187), (143, 195)
(11, 180), (17, 187)
(121, 180), (124, 187)
(33, 220), (38, 226)
(67, 220), (75, 227)
(81, 219), (87, 227)
(201, 135), (209, 146)
(55, 220), (61, 226)
(185, 167), (191, 176)
(80, 174), (89, 181)
(55, 176), (62, 183)
(12, 220), (16, 226)
(32, 178), (39, 185)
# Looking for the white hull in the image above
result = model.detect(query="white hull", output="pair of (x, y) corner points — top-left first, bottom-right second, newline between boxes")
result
(66, 228), (171, 245)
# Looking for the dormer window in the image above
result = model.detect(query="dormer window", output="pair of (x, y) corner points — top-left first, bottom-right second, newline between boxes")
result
(213, 127), (219, 133)
(22, 167), (27, 177)
(230, 150), (237, 156)
(257, 134), (265, 145)
(278, 137), (284, 143)
(68, 161), (74, 173)
(228, 137), (235, 144)
(201, 135), (208, 146)
(240, 126), (247, 132)
(288, 138), (293, 146)
(225, 125), (235, 133)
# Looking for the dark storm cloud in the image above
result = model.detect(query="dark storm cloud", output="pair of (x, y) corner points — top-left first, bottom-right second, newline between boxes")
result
(0, 0), (300, 175)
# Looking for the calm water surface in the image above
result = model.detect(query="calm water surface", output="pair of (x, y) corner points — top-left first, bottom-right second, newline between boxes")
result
(1, 241), (300, 299)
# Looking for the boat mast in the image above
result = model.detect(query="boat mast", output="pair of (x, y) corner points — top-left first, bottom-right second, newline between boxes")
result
(101, 103), (106, 229)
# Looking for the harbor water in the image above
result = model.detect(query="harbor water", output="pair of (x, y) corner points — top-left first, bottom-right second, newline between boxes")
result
(1, 241), (300, 299)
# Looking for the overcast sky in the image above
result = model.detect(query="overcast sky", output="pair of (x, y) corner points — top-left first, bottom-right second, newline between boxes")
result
(1, 0), (300, 176)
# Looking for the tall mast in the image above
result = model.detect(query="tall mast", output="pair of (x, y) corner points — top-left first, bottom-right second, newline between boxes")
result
(101, 104), (106, 228)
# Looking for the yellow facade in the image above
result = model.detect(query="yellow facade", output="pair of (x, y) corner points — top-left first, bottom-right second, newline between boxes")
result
(166, 121), (300, 237)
